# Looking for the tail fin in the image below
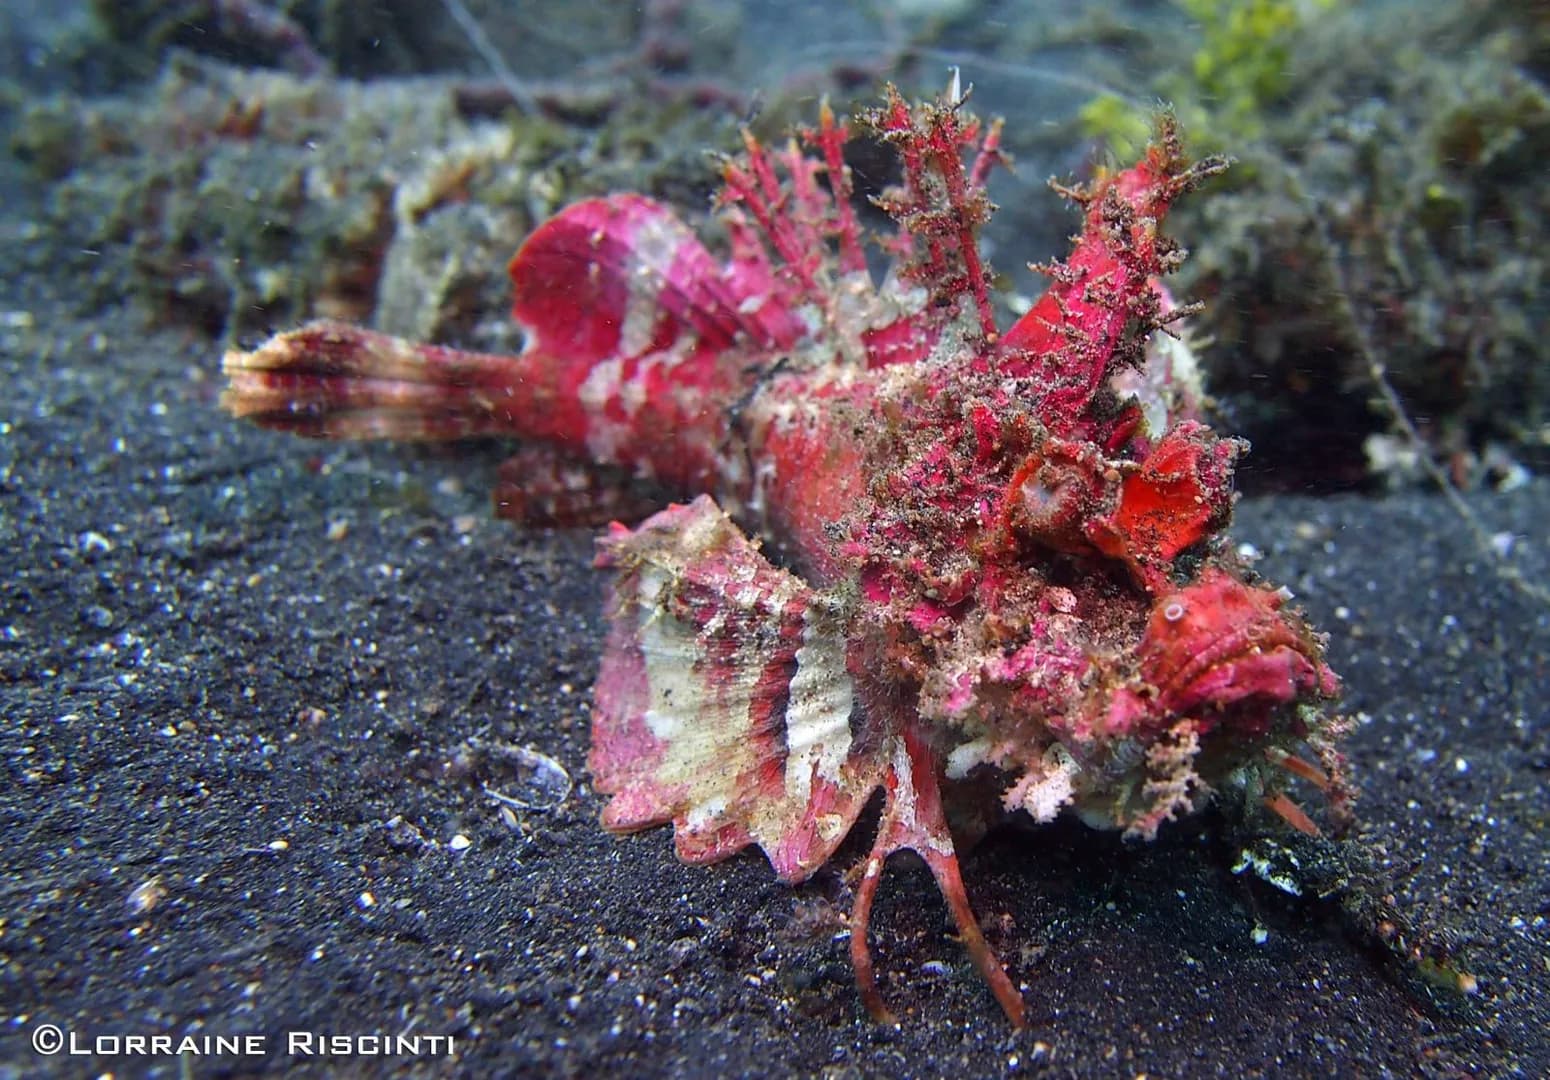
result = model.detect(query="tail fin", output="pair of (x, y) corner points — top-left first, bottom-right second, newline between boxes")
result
(222, 321), (520, 441)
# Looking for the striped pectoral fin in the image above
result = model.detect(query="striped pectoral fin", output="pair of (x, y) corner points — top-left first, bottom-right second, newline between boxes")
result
(588, 495), (886, 884)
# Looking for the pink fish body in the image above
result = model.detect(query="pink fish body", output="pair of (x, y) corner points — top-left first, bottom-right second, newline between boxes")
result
(224, 88), (1346, 1026)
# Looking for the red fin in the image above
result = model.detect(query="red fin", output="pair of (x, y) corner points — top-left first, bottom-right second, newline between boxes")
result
(998, 124), (1228, 438)
(588, 495), (886, 883)
(865, 85), (1004, 341)
(850, 729), (1027, 1027)
(1086, 420), (1242, 592)
(505, 194), (800, 489)
(510, 193), (805, 367)
(1267, 748), (1332, 791)
(1263, 792), (1321, 838)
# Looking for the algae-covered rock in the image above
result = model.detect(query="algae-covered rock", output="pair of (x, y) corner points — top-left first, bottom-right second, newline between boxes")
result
(24, 60), (519, 339)
(15, 57), (736, 345)
(86, 0), (639, 81)
(1054, 1), (1550, 488)
(1177, 7), (1550, 487)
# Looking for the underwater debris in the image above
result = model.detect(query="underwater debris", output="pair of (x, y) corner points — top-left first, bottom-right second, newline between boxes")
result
(222, 85), (1347, 1026)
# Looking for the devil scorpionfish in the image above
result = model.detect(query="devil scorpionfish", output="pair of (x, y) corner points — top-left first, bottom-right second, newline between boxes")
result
(223, 86), (1351, 1026)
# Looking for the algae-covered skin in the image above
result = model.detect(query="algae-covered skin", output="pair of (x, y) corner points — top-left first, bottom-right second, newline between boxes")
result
(11, 58), (739, 343)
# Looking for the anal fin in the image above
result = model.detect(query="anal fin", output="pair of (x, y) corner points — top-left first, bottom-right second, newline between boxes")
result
(493, 447), (668, 529)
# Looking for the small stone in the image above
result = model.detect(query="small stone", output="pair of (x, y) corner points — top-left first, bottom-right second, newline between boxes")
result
(478, 743), (572, 811)
(81, 605), (115, 629)
(127, 877), (165, 914)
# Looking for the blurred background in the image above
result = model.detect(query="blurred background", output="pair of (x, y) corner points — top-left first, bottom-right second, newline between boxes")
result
(3, 0), (1546, 493)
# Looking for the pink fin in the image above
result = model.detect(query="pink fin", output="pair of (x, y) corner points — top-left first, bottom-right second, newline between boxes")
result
(506, 194), (803, 489)
(510, 193), (807, 365)
(588, 495), (886, 883)
(1085, 420), (1243, 592)
(849, 729), (1027, 1027)
(998, 125), (1228, 438)
(492, 447), (664, 529)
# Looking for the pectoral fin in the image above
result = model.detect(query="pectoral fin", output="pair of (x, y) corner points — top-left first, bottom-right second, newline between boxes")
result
(588, 495), (885, 883)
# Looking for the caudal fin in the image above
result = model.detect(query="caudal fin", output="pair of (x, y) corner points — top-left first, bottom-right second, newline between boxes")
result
(221, 321), (521, 441)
